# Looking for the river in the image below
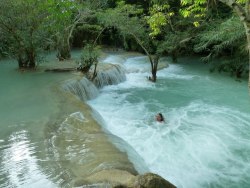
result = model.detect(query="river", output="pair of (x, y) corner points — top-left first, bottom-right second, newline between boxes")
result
(1, 52), (250, 188)
(0, 57), (74, 187)
(88, 54), (250, 188)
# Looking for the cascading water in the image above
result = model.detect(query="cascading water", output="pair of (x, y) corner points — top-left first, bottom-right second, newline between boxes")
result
(62, 64), (126, 101)
(63, 77), (99, 101)
(0, 53), (144, 187)
(92, 64), (126, 89)
(88, 55), (250, 188)
(1, 51), (250, 187)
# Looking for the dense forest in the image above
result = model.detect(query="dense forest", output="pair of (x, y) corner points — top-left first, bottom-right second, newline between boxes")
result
(0, 0), (249, 84)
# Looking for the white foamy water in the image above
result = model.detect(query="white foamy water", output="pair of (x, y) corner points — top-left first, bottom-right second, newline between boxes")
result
(88, 55), (250, 188)
(69, 112), (87, 122)
(102, 54), (126, 65)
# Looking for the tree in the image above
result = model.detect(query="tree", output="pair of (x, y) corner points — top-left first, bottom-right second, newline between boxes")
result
(97, 1), (174, 82)
(217, 0), (250, 87)
(194, 16), (247, 78)
(45, 0), (82, 61)
(46, 0), (110, 61)
(78, 44), (101, 80)
(179, 0), (250, 87)
(149, 0), (250, 87)
(0, 0), (50, 69)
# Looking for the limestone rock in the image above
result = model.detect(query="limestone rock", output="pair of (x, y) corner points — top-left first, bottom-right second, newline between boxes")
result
(127, 173), (176, 188)
(74, 171), (176, 188)
(85, 169), (135, 185)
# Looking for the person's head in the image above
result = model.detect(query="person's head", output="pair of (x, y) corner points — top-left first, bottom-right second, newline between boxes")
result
(156, 113), (164, 122)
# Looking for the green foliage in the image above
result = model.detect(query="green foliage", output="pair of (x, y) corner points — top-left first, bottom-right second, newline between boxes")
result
(236, 0), (247, 4)
(146, 4), (174, 36)
(96, 0), (147, 50)
(0, 0), (247, 80)
(81, 0), (110, 9)
(210, 56), (248, 78)
(0, 0), (51, 67)
(179, 0), (207, 27)
(194, 16), (245, 59)
(45, 0), (79, 32)
(194, 16), (248, 77)
(97, 1), (143, 29)
(44, 0), (82, 59)
(45, 0), (108, 60)
(96, 1), (172, 81)
(79, 44), (101, 73)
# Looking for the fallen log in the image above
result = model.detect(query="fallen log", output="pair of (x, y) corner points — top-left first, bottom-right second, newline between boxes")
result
(44, 67), (76, 72)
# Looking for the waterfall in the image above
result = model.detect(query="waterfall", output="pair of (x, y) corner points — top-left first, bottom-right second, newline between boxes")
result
(62, 64), (126, 101)
(62, 77), (99, 101)
(92, 64), (126, 89)
(63, 64), (126, 101)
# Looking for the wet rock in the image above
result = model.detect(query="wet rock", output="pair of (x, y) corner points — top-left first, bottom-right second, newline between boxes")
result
(127, 173), (176, 188)
(74, 172), (176, 188)
(81, 169), (135, 187)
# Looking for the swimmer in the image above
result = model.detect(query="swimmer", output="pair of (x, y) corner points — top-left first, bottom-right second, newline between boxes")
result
(155, 113), (164, 122)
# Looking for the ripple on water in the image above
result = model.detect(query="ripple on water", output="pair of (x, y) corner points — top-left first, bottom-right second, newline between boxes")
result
(0, 129), (55, 188)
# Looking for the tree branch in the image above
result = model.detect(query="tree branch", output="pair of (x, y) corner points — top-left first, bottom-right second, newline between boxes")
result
(246, 0), (250, 16)
(129, 32), (153, 64)
(94, 27), (106, 45)
(219, 0), (248, 21)
(0, 18), (24, 47)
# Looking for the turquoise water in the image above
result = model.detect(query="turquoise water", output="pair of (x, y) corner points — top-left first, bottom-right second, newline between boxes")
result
(0, 58), (75, 187)
(1, 52), (250, 188)
(88, 55), (250, 188)
(0, 52), (145, 188)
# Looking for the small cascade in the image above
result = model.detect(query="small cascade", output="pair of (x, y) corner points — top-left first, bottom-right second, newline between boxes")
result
(62, 77), (99, 101)
(62, 63), (126, 101)
(92, 64), (126, 88)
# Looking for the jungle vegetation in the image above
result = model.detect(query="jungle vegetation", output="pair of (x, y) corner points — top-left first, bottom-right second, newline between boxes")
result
(0, 0), (249, 85)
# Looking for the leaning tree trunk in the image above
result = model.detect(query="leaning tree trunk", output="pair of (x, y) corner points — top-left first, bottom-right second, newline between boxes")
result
(57, 45), (71, 61)
(57, 29), (73, 61)
(57, 22), (79, 61)
(130, 33), (161, 82)
(149, 55), (160, 82)
(243, 22), (250, 89)
(18, 55), (27, 69)
(26, 48), (36, 68)
(92, 62), (98, 81)
(57, 38), (71, 61)
(219, 0), (250, 89)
